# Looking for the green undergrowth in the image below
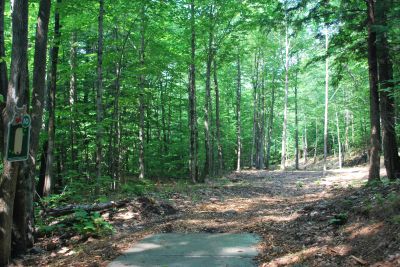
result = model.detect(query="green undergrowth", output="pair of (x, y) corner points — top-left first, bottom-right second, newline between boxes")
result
(358, 179), (400, 224)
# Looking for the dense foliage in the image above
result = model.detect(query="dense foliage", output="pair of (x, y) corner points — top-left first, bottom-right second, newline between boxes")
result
(0, 0), (399, 264)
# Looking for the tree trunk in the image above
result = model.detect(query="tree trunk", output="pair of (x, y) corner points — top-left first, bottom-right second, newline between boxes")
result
(43, 0), (60, 196)
(257, 61), (265, 170)
(0, 0), (29, 263)
(26, 0), (51, 248)
(188, 0), (198, 182)
(303, 122), (308, 164)
(281, 22), (289, 170)
(367, 0), (381, 181)
(138, 4), (146, 179)
(236, 52), (241, 172)
(266, 72), (275, 169)
(314, 118), (318, 163)
(0, 0), (7, 157)
(203, 17), (213, 178)
(336, 110), (342, 169)
(251, 51), (259, 168)
(294, 61), (299, 170)
(375, 0), (400, 180)
(95, 0), (104, 193)
(0, 0), (6, 101)
(213, 56), (223, 174)
(323, 28), (329, 174)
(69, 31), (77, 169)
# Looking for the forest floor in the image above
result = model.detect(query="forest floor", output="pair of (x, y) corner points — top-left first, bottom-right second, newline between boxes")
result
(18, 161), (400, 267)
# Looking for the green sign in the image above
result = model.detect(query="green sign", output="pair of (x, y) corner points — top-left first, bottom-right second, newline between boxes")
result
(6, 114), (31, 162)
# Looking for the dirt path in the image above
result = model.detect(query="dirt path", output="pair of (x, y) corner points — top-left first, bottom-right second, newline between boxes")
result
(21, 166), (400, 267)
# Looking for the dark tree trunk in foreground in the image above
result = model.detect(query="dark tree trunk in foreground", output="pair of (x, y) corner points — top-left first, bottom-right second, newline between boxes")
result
(96, 0), (104, 192)
(188, 0), (198, 182)
(0, 0), (7, 157)
(375, 0), (400, 180)
(27, 0), (51, 248)
(367, 0), (381, 181)
(0, 0), (29, 263)
(0, 0), (7, 101)
(44, 0), (60, 196)
(236, 52), (241, 172)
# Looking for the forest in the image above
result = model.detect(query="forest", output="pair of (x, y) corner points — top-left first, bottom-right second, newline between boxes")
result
(0, 0), (400, 266)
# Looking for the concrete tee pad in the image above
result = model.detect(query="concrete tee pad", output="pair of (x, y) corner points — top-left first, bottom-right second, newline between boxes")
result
(108, 233), (260, 267)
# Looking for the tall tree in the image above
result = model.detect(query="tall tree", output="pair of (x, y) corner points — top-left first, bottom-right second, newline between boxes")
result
(265, 72), (275, 169)
(280, 16), (290, 170)
(0, 0), (6, 100)
(236, 52), (241, 172)
(0, 0), (29, 263)
(69, 31), (78, 169)
(203, 4), (214, 178)
(375, 0), (400, 180)
(96, 0), (104, 192)
(27, 0), (51, 247)
(44, 0), (61, 196)
(367, 0), (381, 181)
(294, 57), (299, 170)
(323, 28), (329, 174)
(188, 0), (198, 183)
(335, 110), (342, 169)
(138, 3), (146, 179)
(214, 56), (223, 174)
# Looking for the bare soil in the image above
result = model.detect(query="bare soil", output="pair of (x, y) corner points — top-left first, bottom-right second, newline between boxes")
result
(16, 164), (400, 267)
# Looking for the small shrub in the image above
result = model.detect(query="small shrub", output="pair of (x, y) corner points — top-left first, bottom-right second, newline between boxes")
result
(72, 209), (114, 236)
(296, 181), (304, 189)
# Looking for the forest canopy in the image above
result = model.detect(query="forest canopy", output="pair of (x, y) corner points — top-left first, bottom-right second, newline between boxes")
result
(0, 0), (400, 265)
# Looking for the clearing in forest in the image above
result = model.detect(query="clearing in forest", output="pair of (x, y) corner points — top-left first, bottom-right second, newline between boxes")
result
(21, 165), (400, 267)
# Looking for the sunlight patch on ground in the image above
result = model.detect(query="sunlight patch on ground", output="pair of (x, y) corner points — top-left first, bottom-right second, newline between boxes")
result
(259, 213), (300, 222)
(261, 246), (320, 267)
(328, 244), (352, 256)
(347, 222), (384, 240)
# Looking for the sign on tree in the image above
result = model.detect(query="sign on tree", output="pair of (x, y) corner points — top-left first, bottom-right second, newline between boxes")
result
(6, 107), (31, 162)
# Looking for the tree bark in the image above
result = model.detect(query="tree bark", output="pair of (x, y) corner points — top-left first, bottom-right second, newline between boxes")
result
(294, 61), (299, 170)
(367, 0), (381, 181)
(266, 72), (275, 169)
(213, 56), (223, 175)
(281, 22), (289, 170)
(44, 0), (60, 196)
(26, 0), (51, 248)
(336, 110), (342, 169)
(257, 61), (265, 170)
(323, 28), (329, 174)
(138, 4), (146, 179)
(251, 51), (259, 168)
(236, 52), (241, 172)
(0, 0), (7, 157)
(0, 0), (29, 263)
(203, 12), (214, 178)
(69, 31), (78, 169)
(95, 0), (104, 193)
(0, 0), (6, 100)
(188, 0), (198, 182)
(375, 0), (400, 180)
(303, 122), (308, 164)
(314, 118), (318, 163)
